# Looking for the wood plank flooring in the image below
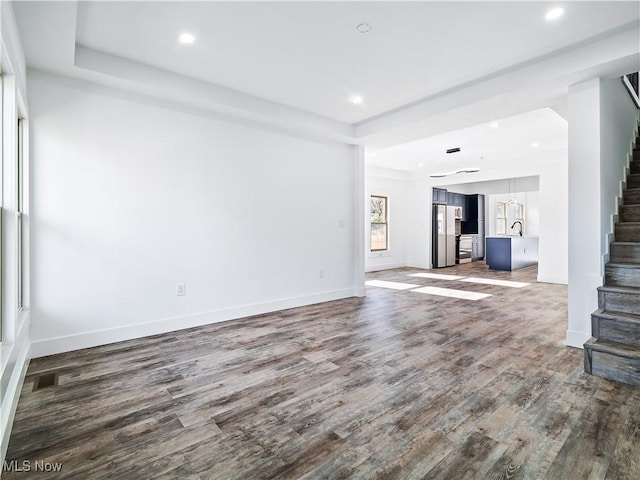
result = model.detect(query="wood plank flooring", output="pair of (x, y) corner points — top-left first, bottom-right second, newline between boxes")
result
(5, 262), (640, 479)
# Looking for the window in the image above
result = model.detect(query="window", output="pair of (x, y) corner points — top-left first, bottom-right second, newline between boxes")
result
(496, 202), (507, 235)
(17, 117), (24, 310)
(370, 195), (388, 251)
(497, 201), (525, 236)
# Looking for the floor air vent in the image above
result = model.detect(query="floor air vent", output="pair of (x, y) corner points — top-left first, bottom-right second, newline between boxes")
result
(33, 372), (59, 391)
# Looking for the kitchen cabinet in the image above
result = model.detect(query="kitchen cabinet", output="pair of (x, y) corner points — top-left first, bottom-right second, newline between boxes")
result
(447, 192), (455, 205)
(486, 237), (538, 270)
(465, 195), (481, 221)
(463, 194), (485, 260)
(471, 230), (485, 260)
(462, 194), (485, 233)
(457, 194), (467, 221)
(432, 188), (447, 204)
(472, 237), (479, 260)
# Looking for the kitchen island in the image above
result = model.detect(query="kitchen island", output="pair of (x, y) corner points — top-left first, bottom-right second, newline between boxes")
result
(485, 236), (539, 271)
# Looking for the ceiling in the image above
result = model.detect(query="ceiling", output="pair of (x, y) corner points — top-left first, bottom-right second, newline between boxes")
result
(368, 107), (568, 175)
(70, 1), (637, 124)
(11, 1), (640, 173)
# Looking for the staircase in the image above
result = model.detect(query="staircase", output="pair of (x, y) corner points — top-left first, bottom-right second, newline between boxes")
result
(584, 128), (640, 387)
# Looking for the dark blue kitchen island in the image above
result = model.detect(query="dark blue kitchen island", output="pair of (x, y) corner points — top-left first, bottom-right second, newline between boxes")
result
(485, 236), (539, 271)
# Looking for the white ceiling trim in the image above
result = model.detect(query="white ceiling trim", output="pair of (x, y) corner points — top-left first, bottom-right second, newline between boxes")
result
(12, 2), (640, 149)
(356, 22), (640, 143)
(74, 45), (355, 144)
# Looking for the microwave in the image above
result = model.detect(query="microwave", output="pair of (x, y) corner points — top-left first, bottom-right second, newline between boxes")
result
(454, 207), (462, 219)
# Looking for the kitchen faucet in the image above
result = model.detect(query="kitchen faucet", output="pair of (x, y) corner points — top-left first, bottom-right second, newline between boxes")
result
(511, 221), (523, 236)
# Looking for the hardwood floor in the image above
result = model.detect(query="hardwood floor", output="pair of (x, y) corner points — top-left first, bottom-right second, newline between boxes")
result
(5, 263), (640, 479)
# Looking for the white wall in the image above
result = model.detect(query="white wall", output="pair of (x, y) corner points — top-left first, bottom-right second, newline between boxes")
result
(567, 77), (639, 348)
(29, 71), (361, 357)
(365, 167), (411, 272)
(406, 180), (431, 269)
(537, 163), (568, 285)
(600, 77), (640, 260)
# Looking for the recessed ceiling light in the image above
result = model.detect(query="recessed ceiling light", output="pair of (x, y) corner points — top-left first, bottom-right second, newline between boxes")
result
(418, 163), (424, 168)
(545, 7), (564, 21)
(531, 142), (539, 148)
(179, 33), (196, 45)
(356, 23), (372, 33)
(490, 122), (499, 128)
(350, 96), (363, 105)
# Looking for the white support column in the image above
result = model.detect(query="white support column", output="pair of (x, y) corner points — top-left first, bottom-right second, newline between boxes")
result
(354, 145), (366, 297)
(567, 78), (603, 348)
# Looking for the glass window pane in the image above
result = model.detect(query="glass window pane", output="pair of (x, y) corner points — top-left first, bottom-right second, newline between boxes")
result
(371, 224), (387, 250)
(371, 196), (386, 223)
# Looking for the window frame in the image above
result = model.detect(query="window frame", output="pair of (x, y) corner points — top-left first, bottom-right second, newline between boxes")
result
(370, 195), (389, 252)
(17, 116), (24, 311)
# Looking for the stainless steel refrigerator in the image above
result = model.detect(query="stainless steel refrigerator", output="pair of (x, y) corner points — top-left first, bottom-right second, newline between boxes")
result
(433, 205), (456, 268)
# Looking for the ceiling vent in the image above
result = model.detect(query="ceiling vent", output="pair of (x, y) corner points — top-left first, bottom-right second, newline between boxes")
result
(446, 147), (461, 154)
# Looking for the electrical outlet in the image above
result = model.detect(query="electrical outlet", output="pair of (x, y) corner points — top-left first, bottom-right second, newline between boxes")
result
(319, 269), (325, 278)
(176, 283), (186, 296)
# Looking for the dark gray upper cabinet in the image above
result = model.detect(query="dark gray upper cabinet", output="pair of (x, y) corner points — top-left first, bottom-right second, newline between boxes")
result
(433, 188), (448, 204)
(447, 192), (455, 205)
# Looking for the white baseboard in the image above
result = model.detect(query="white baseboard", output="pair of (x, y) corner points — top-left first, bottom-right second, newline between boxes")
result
(30, 287), (357, 358)
(536, 274), (568, 285)
(365, 262), (407, 273)
(566, 329), (590, 349)
(407, 262), (431, 270)
(1, 320), (31, 464)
